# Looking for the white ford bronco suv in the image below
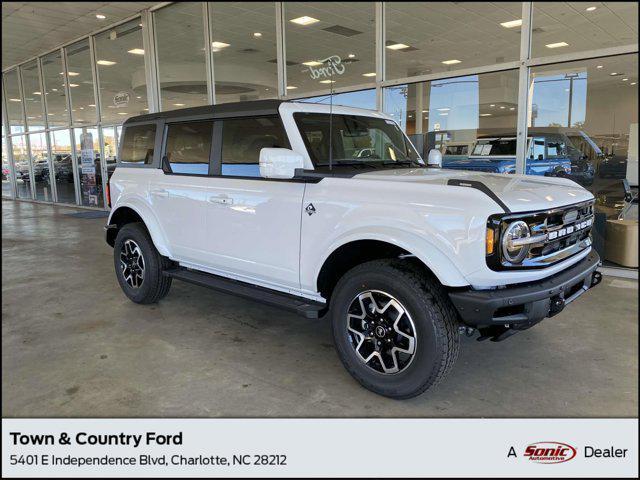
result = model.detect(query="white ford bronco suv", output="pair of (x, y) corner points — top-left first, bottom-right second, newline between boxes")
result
(106, 100), (602, 399)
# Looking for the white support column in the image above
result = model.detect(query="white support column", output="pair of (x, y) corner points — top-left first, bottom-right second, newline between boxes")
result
(142, 9), (160, 113)
(203, 2), (216, 105)
(17, 66), (36, 200)
(62, 47), (81, 206)
(275, 2), (287, 98)
(1, 79), (17, 199)
(89, 35), (108, 209)
(37, 57), (58, 203)
(515, 2), (533, 175)
(375, 1), (385, 111)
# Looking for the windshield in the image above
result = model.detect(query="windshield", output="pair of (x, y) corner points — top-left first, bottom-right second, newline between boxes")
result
(294, 113), (422, 167)
(471, 138), (516, 156)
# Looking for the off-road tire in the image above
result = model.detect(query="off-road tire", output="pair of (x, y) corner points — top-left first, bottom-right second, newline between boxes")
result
(330, 259), (460, 399)
(114, 222), (172, 304)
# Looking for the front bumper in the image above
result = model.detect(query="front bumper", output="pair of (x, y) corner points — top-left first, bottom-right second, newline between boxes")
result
(449, 250), (601, 328)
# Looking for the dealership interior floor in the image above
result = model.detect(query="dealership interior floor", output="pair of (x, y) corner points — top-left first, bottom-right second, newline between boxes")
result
(2, 199), (638, 417)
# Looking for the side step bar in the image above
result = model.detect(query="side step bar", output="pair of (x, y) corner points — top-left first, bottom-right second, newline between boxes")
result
(163, 268), (326, 319)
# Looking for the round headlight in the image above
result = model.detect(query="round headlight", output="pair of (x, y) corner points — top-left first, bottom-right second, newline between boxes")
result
(502, 220), (531, 264)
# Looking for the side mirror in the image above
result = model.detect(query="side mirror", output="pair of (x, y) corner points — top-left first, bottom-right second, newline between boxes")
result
(427, 149), (442, 168)
(259, 148), (304, 179)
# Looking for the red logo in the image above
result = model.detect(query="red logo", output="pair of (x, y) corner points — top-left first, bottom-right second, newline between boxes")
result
(524, 442), (577, 464)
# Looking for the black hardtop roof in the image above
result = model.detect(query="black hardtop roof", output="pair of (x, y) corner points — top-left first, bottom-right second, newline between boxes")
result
(123, 99), (285, 125)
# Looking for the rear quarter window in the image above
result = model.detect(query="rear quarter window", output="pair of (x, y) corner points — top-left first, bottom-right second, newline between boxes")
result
(120, 124), (156, 164)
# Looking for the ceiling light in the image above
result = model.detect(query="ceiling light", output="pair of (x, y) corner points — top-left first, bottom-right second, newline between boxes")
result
(211, 41), (230, 49)
(596, 65), (603, 69)
(68, 83), (79, 87)
(348, 53), (356, 58)
(439, 112), (448, 116)
(631, 82), (637, 85)
(60, 71), (79, 76)
(362, 72), (376, 77)
(441, 59), (461, 65)
(422, 110), (428, 113)
(545, 42), (569, 49)
(117, 112), (128, 115)
(302, 60), (323, 66)
(253, 32), (262, 38)
(96, 14), (106, 20)
(286, 85), (297, 90)
(386, 43), (410, 50)
(586, 6), (597, 12)
(622, 78), (628, 81)
(290, 16), (319, 26)
(136, 96), (141, 99)
(500, 19), (522, 28)
(88, 104), (96, 107)
(128, 48), (145, 55)
(509, 107), (515, 111)
(480, 113), (492, 117)
(610, 72), (619, 76)
(437, 107), (450, 112)
(319, 80), (335, 84)
(500, 106), (506, 109)
(173, 103), (185, 106)
(33, 91), (41, 95)
(9, 98), (21, 102)
(97, 60), (116, 66)
(489, 104), (495, 107)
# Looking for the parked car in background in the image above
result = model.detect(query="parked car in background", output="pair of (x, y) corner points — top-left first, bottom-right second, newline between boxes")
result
(442, 141), (473, 163)
(443, 130), (595, 186)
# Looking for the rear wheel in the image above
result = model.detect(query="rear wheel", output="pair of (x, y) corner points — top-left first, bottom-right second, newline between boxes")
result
(113, 222), (172, 304)
(330, 259), (460, 399)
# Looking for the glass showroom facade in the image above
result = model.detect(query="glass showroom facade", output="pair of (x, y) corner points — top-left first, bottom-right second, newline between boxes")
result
(2, 2), (638, 268)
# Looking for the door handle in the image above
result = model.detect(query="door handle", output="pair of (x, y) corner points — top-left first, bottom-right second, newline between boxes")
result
(150, 189), (169, 198)
(208, 195), (233, 205)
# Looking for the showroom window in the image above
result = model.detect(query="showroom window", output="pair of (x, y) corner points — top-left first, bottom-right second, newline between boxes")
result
(165, 121), (213, 175)
(94, 19), (148, 124)
(299, 88), (377, 110)
(65, 39), (98, 126)
(155, 2), (208, 111)
(526, 54), (638, 268)
(284, 2), (376, 94)
(531, 2), (638, 59)
(28, 131), (52, 202)
(208, 2), (278, 104)
(221, 116), (289, 177)
(73, 127), (103, 207)
(101, 126), (120, 183)
(4, 69), (25, 134)
(41, 50), (69, 128)
(49, 129), (76, 205)
(11, 135), (30, 199)
(384, 69), (519, 170)
(2, 136), (12, 198)
(20, 60), (45, 131)
(120, 124), (156, 164)
(385, 2), (522, 80)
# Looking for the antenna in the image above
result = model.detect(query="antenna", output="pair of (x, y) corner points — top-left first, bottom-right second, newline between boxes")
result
(328, 58), (334, 171)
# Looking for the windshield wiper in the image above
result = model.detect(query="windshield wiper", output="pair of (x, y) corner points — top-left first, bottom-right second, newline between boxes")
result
(381, 159), (425, 167)
(318, 159), (384, 169)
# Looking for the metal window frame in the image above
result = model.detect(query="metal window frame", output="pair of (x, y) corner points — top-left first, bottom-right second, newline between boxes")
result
(276, 2), (287, 98)
(203, 2), (216, 105)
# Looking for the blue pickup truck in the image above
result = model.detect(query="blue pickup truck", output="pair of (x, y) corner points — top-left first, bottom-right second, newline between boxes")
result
(443, 131), (595, 186)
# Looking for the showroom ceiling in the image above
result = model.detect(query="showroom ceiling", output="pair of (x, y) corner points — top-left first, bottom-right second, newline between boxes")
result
(1, 1), (159, 69)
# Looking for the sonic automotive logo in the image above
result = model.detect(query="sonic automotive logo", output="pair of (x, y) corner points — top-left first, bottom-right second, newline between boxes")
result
(524, 441), (577, 464)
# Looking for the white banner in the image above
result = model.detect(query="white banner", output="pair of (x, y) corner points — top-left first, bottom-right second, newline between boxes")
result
(2, 418), (637, 478)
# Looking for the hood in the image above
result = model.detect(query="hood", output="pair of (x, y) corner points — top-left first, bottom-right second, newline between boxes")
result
(354, 167), (593, 213)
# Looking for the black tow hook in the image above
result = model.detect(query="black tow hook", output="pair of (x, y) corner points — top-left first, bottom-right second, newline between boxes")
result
(591, 271), (603, 288)
(549, 295), (565, 317)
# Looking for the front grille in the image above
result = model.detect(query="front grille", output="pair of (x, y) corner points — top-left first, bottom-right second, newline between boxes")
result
(487, 200), (594, 270)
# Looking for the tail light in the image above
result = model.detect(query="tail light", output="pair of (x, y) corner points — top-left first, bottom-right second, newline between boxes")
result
(106, 182), (111, 208)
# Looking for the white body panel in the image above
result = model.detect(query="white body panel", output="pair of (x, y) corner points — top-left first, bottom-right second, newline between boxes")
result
(109, 102), (595, 300)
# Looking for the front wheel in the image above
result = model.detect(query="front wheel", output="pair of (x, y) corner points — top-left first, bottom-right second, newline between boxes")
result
(330, 259), (460, 399)
(113, 222), (172, 304)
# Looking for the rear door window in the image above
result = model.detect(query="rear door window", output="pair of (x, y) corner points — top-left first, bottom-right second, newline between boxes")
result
(220, 116), (289, 177)
(120, 124), (156, 164)
(164, 121), (214, 175)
